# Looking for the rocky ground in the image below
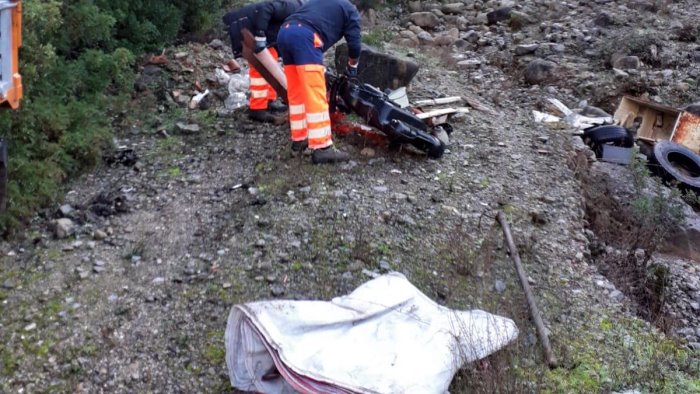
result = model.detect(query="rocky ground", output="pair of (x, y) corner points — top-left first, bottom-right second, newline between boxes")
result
(2, 0), (700, 393)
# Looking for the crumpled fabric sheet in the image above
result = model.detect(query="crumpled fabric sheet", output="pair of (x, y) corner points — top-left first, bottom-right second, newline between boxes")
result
(225, 272), (519, 394)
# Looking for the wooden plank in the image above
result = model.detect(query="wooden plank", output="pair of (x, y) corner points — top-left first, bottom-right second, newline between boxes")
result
(241, 28), (287, 101)
(413, 96), (462, 107)
(415, 107), (469, 120)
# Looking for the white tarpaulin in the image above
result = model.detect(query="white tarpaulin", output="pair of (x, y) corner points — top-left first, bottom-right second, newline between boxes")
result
(225, 272), (519, 394)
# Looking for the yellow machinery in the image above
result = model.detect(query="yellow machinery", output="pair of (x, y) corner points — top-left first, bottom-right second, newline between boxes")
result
(0, 0), (21, 109)
(0, 0), (19, 211)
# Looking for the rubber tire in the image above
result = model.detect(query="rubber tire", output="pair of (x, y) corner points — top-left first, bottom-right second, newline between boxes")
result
(427, 141), (446, 159)
(583, 125), (633, 158)
(652, 141), (700, 190)
(583, 125), (634, 148)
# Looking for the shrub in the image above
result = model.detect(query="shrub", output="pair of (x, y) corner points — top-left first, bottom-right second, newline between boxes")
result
(0, 0), (224, 234)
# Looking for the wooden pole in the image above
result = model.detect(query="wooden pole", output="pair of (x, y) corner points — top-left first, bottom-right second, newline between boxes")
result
(496, 211), (557, 368)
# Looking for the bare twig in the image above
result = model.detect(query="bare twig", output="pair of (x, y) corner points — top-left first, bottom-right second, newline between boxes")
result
(496, 211), (557, 368)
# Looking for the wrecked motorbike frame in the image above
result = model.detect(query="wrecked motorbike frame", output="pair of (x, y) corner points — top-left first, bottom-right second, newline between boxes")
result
(326, 73), (446, 159)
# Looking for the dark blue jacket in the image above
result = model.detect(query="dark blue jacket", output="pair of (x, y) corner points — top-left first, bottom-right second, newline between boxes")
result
(285, 0), (362, 59)
(223, 0), (305, 57)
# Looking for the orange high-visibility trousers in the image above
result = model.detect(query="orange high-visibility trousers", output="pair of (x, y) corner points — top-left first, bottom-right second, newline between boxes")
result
(283, 64), (331, 149)
(277, 23), (332, 150)
(248, 47), (278, 111)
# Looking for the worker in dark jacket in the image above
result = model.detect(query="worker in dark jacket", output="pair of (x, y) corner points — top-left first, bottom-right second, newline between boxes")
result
(277, 0), (361, 164)
(223, 0), (306, 123)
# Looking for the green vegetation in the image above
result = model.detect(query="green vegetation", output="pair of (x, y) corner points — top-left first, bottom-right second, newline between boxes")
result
(362, 28), (391, 48)
(0, 0), (226, 235)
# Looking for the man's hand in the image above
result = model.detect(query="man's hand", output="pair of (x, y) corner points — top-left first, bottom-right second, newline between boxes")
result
(254, 36), (267, 53)
(345, 62), (359, 79)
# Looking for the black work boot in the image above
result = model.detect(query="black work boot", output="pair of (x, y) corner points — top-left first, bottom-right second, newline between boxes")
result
(249, 109), (287, 125)
(291, 140), (308, 152)
(267, 99), (288, 113)
(311, 146), (350, 164)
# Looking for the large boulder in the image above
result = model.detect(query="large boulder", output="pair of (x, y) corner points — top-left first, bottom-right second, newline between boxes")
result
(409, 12), (440, 29)
(486, 7), (512, 25)
(335, 44), (420, 91)
(433, 28), (459, 46)
(523, 59), (557, 85)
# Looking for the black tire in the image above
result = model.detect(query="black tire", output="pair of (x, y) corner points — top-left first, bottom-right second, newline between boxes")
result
(427, 141), (446, 159)
(583, 125), (633, 158)
(652, 141), (700, 190)
(583, 125), (633, 147)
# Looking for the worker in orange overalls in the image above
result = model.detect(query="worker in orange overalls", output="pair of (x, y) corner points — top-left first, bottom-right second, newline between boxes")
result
(277, 0), (361, 164)
(224, 0), (306, 124)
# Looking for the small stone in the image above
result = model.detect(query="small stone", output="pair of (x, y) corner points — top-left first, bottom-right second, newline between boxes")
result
(442, 3), (463, 15)
(59, 204), (74, 217)
(349, 260), (364, 272)
(79, 271), (90, 280)
(255, 239), (266, 248)
(108, 294), (118, 302)
(24, 323), (37, 332)
(53, 218), (75, 239)
(93, 266), (106, 273)
(495, 279), (506, 293)
(457, 59), (482, 69)
(94, 229), (108, 240)
(397, 215), (417, 226)
(613, 68), (630, 77)
(677, 327), (695, 336)
(266, 275), (277, 283)
(131, 255), (141, 264)
(690, 52), (700, 64)
(613, 56), (640, 70)
(94, 260), (106, 267)
(175, 122), (201, 134)
(379, 259), (391, 271)
(609, 290), (624, 302)
(690, 302), (699, 311)
(222, 282), (232, 289)
(152, 277), (165, 285)
(209, 39), (225, 49)
(410, 12), (440, 29)
(259, 260), (273, 270)
(271, 284), (285, 297)
(360, 147), (375, 157)
(417, 31), (434, 45)
(486, 7), (512, 25)
(515, 44), (538, 56)
(373, 186), (388, 193)
(523, 59), (557, 85)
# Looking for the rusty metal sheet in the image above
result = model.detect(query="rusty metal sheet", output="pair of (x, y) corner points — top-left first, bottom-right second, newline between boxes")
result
(671, 112), (700, 153)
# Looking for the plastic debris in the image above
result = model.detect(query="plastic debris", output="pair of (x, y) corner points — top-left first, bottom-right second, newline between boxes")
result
(225, 272), (518, 394)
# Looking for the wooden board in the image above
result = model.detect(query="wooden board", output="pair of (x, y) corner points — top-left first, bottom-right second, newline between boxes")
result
(415, 107), (470, 120)
(241, 28), (287, 101)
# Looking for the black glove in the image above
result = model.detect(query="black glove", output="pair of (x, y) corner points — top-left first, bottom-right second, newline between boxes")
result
(254, 36), (267, 53)
(345, 63), (359, 79)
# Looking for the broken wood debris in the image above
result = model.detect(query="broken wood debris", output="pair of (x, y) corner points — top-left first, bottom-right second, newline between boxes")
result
(415, 107), (470, 120)
(413, 96), (463, 107)
(496, 211), (557, 369)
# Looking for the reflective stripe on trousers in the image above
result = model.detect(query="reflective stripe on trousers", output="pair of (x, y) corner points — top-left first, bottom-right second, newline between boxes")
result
(283, 64), (332, 149)
(248, 47), (279, 110)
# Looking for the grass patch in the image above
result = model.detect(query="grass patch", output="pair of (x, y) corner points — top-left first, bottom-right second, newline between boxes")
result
(203, 344), (225, 364)
(362, 28), (392, 48)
